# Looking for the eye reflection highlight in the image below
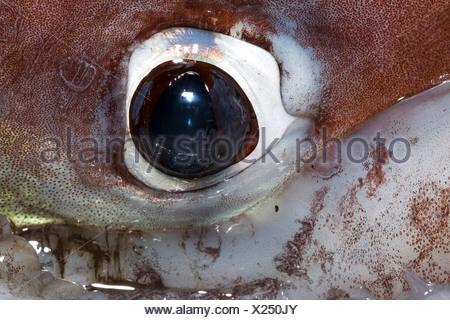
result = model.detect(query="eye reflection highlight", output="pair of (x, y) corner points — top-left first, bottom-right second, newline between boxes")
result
(181, 91), (195, 103)
(130, 60), (258, 179)
(125, 27), (298, 192)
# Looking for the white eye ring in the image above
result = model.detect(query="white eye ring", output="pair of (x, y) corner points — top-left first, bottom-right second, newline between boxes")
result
(125, 27), (297, 192)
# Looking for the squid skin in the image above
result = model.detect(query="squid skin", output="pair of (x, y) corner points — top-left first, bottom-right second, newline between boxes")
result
(0, 0), (449, 299)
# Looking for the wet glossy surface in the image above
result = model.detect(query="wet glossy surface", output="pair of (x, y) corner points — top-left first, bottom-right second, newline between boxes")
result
(124, 28), (295, 193)
(0, 0), (449, 300)
(130, 60), (257, 179)
(4, 82), (450, 300)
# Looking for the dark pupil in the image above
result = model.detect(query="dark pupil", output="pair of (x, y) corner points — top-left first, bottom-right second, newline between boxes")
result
(130, 60), (259, 179)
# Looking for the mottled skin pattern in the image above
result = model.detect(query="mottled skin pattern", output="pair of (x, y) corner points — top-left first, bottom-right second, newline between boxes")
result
(0, 0), (448, 228)
(0, 0), (449, 299)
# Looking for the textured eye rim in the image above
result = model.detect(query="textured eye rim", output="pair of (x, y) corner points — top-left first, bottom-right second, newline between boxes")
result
(125, 27), (297, 192)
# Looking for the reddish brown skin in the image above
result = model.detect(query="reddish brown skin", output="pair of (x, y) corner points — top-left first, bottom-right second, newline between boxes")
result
(0, 0), (448, 228)
(1, 1), (449, 298)
(1, 0), (448, 140)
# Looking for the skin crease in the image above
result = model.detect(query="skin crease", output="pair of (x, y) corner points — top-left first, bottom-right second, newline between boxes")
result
(0, 0), (449, 298)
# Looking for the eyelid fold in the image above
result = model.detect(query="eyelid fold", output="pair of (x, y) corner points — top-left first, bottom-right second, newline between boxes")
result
(125, 27), (299, 192)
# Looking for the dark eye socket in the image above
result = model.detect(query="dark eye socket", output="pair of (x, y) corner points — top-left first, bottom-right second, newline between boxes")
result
(129, 60), (259, 179)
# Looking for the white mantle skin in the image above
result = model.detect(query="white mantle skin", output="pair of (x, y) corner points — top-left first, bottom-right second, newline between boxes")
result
(1, 82), (450, 299)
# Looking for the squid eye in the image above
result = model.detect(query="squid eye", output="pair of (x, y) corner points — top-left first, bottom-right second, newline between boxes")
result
(125, 28), (299, 192)
(129, 60), (258, 179)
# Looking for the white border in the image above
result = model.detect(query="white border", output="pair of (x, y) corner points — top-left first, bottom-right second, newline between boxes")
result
(125, 28), (296, 191)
